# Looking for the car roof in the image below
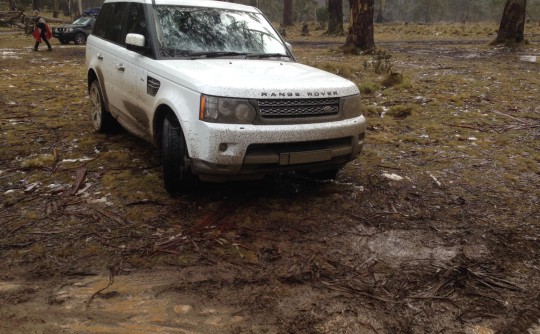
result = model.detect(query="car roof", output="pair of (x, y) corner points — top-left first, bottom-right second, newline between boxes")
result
(102, 0), (259, 13)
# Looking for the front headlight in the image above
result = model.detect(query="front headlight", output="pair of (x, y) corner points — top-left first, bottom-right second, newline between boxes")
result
(200, 95), (256, 124)
(342, 94), (363, 118)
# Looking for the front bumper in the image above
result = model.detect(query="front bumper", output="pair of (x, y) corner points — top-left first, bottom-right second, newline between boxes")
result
(52, 31), (76, 40)
(183, 116), (366, 181)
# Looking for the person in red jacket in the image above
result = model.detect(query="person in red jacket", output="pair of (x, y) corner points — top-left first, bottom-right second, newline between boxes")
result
(32, 10), (52, 51)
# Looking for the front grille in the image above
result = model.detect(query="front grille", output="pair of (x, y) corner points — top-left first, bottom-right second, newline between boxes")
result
(258, 98), (340, 118)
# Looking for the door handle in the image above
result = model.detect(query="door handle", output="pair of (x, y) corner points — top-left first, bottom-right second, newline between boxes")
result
(97, 53), (103, 60)
(116, 64), (125, 72)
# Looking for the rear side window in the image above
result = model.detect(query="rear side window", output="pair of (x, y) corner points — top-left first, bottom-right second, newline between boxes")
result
(93, 2), (128, 44)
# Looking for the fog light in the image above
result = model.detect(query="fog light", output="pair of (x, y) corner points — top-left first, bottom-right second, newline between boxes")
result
(218, 143), (228, 152)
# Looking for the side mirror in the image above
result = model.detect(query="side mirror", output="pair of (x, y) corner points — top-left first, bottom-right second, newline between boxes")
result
(125, 33), (147, 54)
(126, 33), (145, 47)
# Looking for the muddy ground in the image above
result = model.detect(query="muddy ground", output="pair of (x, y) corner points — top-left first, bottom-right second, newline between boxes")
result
(1, 23), (539, 334)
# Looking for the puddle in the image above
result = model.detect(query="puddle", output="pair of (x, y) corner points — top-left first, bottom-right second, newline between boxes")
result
(348, 229), (461, 268)
(367, 230), (459, 266)
(1, 50), (21, 60)
(50, 272), (243, 334)
(0, 282), (21, 292)
(520, 55), (538, 62)
(468, 326), (495, 334)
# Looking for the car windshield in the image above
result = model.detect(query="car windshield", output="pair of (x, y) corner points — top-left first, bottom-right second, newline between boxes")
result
(154, 6), (288, 58)
(73, 16), (93, 25)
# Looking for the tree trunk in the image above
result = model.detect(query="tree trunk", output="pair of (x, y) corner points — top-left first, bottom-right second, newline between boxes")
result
(375, 0), (386, 23)
(283, 0), (294, 26)
(495, 0), (526, 43)
(327, 0), (343, 35)
(344, 0), (375, 52)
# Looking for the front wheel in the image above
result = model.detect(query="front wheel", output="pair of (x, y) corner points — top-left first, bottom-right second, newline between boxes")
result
(59, 38), (69, 44)
(89, 80), (115, 132)
(162, 116), (198, 194)
(73, 32), (86, 45)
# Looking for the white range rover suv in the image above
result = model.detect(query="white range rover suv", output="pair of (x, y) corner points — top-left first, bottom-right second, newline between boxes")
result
(86, 0), (366, 194)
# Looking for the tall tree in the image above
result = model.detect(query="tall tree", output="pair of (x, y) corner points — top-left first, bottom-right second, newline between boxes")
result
(495, 0), (527, 43)
(327, 0), (344, 35)
(344, 0), (375, 52)
(283, 0), (294, 26)
(376, 0), (386, 23)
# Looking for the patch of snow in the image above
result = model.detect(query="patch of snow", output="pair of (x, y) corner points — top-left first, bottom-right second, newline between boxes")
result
(382, 173), (404, 181)
(428, 172), (442, 187)
(47, 183), (64, 189)
(87, 197), (112, 206)
(24, 182), (41, 192)
(380, 107), (388, 118)
(61, 157), (93, 163)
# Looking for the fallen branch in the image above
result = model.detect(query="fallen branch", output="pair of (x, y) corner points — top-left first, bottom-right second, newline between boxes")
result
(69, 166), (87, 195)
(86, 267), (116, 307)
(492, 110), (528, 124)
(449, 124), (487, 132)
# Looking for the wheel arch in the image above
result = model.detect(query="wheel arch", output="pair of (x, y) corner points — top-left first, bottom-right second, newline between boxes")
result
(87, 69), (98, 93)
(87, 69), (111, 114)
(153, 104), (179, 149)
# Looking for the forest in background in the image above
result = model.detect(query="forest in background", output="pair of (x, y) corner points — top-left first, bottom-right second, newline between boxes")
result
(3, 0), (540, 25)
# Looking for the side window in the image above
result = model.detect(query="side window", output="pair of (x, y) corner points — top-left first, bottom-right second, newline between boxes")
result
(93, 2), (128, 45)
(125, 3), (148, 43)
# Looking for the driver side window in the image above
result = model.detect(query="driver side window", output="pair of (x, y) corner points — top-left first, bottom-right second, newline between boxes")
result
(125, 3), (148, 44)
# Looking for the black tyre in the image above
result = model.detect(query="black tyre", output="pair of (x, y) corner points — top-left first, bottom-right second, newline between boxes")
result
(74, 32), (86, 45)
(59, 38), (69, 44)
(89, 80), (116, 132)
(162, 116), (198, 194)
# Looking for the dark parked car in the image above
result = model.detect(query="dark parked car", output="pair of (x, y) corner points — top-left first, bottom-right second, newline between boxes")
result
(52, 16), (96, 45)
(83, 7), (101, 16)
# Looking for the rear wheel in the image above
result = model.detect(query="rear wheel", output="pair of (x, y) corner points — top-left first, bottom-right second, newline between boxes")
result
(162, 116), (198, 194)
(89, 80), (115, 132)
(74, 32), (86, 45)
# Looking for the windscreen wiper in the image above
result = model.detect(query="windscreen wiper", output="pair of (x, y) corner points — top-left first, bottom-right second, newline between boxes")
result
(188, 51), (249, 58)
(245, 53), (291, 59)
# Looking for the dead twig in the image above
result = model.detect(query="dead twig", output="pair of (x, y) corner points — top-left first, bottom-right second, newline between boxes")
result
(492, 110), (529, 124)
(449, 124), (487, 132)
(86, 267), (116, 307)
(69, 166), (87, 195)
(126, 199), (164, 206)
(319, 280), (400, 304)
(94, 208), (129, 225)
(467, 269), (523, 292)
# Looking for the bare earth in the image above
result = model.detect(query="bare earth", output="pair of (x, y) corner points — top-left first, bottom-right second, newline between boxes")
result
(0, 23), (539, 334)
